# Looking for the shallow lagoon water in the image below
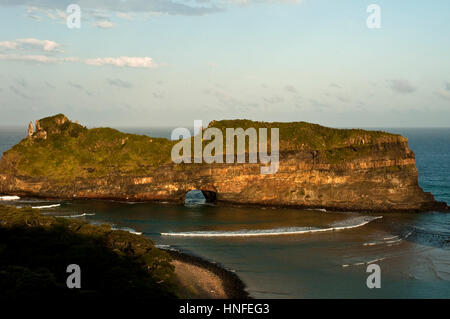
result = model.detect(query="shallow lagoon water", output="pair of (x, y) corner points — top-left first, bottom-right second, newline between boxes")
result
(5, 197), (447, 298)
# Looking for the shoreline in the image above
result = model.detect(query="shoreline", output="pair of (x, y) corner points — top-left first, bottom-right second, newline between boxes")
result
(0, 203), (250, 300)
(1, 193), (448, 213)
(165, 249), (250, 299)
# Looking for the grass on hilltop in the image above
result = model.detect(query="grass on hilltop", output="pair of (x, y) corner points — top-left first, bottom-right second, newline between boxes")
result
(208, 119), (401, 151)
(0, 114), (176, 180)
(0, 114), (404, 180)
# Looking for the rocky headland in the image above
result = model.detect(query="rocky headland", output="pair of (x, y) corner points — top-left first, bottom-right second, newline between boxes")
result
(0, 114), (447, 212)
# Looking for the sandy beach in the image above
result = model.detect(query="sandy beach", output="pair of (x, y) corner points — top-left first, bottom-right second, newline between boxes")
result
(167, 250), (249, 299)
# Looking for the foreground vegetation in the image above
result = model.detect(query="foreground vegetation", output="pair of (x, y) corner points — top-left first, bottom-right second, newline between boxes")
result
(0, 205), (178, 300)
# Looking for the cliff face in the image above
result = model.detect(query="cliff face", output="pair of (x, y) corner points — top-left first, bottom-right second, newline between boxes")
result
(0, 114), (447, 212)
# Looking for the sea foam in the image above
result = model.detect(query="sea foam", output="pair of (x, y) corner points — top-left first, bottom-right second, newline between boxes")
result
(31, 204), (61, 209)
(161, 216), (382, 237)
(111, 226), (142, 235)
(0, 195), (20, 201)
(305, 208), (327, 212)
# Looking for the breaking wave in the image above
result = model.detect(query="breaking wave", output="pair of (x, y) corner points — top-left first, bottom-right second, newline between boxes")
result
(0, 196), (20, 201)
(155, 244), (179, 252)
(111, 226), (142, 235)
(58, 213), (96, 218)
(363, 230), (413, 247)
(305, 208), (327, 212)
(31, 204), (61, 209)
(342, 257), (386, 268)
(86, 220), (142, 235)
(161, 216), (382, 237)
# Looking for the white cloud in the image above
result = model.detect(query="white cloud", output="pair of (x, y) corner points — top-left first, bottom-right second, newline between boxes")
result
(26, 6), (53, 19)
(85, 56), (156, 68)
(5, 0), (223, 16)
(0, 54), (156, 68)
(55, 9), (67, 20)
(0, 38), (62, 52)
(6, 0), (304, 19)
(436, 83), (450, 101)
(14, 0), (305, 28)
(0, 54), (78, 63)
(17, 38), (62, 52)
(26, 6), (67, 22)
(116, 12), (134, 20)
(436, 90), (450, 101)
(0, 38), (158, 68)
(94, 20), (115, 28)
(0, 41), (18, 49)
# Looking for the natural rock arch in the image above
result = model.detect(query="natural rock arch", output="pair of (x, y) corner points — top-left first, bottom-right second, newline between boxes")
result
(183, 189), (217, 204)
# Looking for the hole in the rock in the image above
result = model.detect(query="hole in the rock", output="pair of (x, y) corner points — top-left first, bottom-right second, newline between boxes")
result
(185, 190), (206, 205)
(184, 190), (216, 205)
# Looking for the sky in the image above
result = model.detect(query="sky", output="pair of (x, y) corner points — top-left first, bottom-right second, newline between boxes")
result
(0, 0), (449, 128)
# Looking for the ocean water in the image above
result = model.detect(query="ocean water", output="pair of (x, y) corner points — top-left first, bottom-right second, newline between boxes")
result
(0, 126), (449, 298)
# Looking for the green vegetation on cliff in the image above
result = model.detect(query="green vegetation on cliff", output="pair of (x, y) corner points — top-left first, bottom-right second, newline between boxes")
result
(0, 114), (405, 180)
(1, 114), (175, 180)
(0, 204), (178, 300)
(208, 119), (404, 151)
